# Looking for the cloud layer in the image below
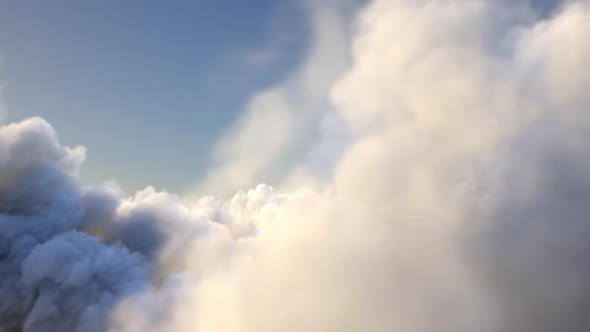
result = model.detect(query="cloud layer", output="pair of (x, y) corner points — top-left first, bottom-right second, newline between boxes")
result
(1, 0), (590, 331)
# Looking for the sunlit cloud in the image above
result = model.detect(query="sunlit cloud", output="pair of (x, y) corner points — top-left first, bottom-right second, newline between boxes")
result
(1, 1), (590, 332)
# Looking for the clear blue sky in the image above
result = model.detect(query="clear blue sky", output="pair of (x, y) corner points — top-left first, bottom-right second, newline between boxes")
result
(0, 1), (311, 193)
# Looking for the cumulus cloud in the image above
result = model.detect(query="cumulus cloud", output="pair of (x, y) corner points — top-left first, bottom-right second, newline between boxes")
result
(2, 0), (590, 331)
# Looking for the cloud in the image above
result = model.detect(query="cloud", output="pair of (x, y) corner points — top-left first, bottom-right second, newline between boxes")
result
(192, 2), (354, 197)
(2, 1), (590, 332)
(241, 48), (283, 70)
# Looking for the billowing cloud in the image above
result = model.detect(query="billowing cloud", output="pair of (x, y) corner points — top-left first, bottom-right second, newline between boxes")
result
(2, 1), (590, 331)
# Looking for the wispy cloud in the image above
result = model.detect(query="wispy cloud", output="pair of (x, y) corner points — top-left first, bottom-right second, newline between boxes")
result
(191, 2), (354, 197)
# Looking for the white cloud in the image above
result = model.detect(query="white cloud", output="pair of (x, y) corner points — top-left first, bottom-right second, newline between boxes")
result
(191, 2), (354, 197)
(2, 1), (590, 331)
(241, 47), (283, 69)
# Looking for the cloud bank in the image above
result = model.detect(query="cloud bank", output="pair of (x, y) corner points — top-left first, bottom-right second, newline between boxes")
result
(1, 0), (590, 331)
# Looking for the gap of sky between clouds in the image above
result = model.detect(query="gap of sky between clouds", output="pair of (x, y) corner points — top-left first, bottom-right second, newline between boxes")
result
(0, 1), (311, 194)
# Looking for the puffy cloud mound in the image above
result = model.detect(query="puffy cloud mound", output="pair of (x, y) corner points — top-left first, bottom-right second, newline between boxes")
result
(2, 1), (590, 331)
(0, 118), (149, 332)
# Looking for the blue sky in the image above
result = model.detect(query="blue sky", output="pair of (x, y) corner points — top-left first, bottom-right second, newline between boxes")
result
(0, 1), (311, 193)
